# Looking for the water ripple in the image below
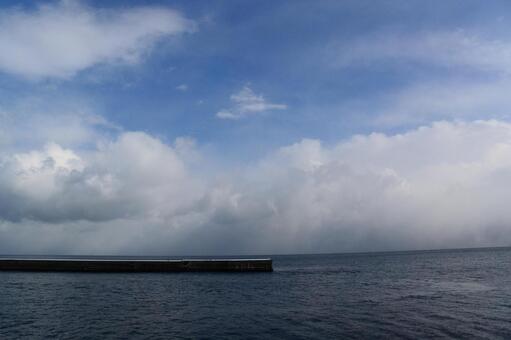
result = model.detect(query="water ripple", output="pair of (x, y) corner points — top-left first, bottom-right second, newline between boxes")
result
(1, 248), (511, 338)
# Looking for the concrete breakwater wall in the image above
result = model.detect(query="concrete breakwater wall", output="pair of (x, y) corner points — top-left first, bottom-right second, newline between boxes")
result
(0, 258), (273, 272)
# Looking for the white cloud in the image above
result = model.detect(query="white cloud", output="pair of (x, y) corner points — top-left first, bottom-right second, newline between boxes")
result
(216, 86), (287, 120)
(2, 116), (511, 254)
(0, 131), (201, 223)
(0, 1), (196, 79)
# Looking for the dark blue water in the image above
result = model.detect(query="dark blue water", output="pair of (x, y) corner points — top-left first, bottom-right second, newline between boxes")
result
(1, 248), (511, 339)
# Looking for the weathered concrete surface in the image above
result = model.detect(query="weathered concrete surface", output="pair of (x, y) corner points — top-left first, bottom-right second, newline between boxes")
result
(0, 258), (273, 273)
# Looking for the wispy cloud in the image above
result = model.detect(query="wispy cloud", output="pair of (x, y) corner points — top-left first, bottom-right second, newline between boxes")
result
(324, 29), (511, 127)
(175, 84), (188, 91)
(339, 79), (511, 128)
(216, 86), (287, 120)
(331, 30), (511, 74)
(0, 1), (196, 79)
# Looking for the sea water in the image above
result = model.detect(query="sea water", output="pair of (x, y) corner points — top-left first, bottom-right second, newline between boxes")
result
(1, 248), (510, 339)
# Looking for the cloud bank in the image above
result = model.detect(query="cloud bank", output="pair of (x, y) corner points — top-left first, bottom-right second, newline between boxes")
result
(2, 117), (511, 255)
(0, 1), (195, 79)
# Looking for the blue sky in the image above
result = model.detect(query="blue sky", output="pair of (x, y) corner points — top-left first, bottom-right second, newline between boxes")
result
(2, 1), (511, 254)
(4, 0), (511, 157)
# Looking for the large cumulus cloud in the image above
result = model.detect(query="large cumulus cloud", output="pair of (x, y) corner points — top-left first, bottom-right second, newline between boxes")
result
(0, 132), (201, 223)
(2, 119), (511, 255)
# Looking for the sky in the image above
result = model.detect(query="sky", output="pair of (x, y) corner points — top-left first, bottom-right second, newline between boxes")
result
(2, 0), (511, 255)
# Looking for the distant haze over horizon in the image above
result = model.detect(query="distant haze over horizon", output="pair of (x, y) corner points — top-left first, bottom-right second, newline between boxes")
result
(2, 245), (510, 258)
(2, 0), (511, 255)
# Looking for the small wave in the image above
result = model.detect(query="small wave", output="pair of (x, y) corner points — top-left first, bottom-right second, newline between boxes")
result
(433, 281), (494, 293)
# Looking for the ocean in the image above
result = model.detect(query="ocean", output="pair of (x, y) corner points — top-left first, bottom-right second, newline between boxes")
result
(1, 247), (510, 339)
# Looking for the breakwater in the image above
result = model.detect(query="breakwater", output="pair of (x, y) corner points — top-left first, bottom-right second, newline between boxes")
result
(0, 258), (273, 272)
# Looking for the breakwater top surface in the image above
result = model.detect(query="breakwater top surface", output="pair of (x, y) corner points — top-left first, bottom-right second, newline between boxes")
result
(0, 257), (272, 272)
(1, 248), (511, 338)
